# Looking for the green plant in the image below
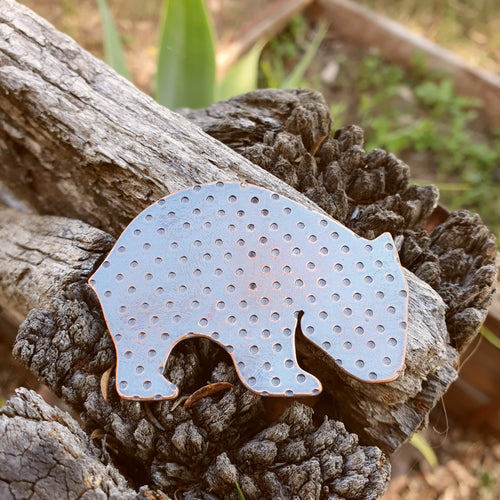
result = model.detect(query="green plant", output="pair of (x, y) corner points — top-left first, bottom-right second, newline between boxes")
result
(260, 15), (307, 88)
(268, 14), (308, 61)
(98, 2), (327, 110)
(260, 17), (328, 90)
(281, 21), (328, 89)
(235, 480), (246, 500)
(216, 41), (265, 102)
(481, 327), (500, 350)
(477, 467), (499, 499)
(156, 0), (216, 108)
(354, 54), (500, 240)
(410, 433), (438, 467)
(330, 102), (348, 130)
(96, 0), (131, 80)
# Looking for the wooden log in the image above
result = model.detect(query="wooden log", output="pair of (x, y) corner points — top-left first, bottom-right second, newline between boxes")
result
(0, 208), (114, 328)
(0, 0), (496, 448)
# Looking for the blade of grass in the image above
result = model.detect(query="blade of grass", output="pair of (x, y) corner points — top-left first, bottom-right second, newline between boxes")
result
(235, 481), (246, 500)
(281, 21), (328, 89)
(96, 0), (131, 80)
(156, 0), (216, 109)
(410, 433), (438, 467)
(217, 42), (265, 101)
(481, 327), (500, 350)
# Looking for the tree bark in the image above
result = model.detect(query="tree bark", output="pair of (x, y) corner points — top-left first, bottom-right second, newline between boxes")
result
(0, 388), (141, 499)
(0, 0), (497, 499)
(0, 208), (114, 327)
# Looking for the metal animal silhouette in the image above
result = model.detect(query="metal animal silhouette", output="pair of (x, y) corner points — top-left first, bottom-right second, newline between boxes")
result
(89, 182), (408, 400)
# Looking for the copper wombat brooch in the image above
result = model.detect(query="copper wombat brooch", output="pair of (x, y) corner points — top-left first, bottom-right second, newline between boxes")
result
(89, 181), (408, 400)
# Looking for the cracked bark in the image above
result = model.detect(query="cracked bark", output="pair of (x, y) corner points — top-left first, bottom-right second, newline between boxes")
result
(0, 0), (497, 499)
(0, 388), (141, 499)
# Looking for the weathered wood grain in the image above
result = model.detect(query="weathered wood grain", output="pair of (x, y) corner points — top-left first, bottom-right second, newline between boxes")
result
(0, 208), (114, 327)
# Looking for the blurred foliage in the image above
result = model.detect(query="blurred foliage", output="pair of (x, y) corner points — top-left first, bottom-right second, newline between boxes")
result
(410, 433), (439, 467)
(156, 0), (216, 108)
(96, 0), (131, 80)
(260, 15), (307, 87)
(280, 21), (329, 89)
(260, 16), (327, 90)
(263, 13), (500, 240)
(98, 0), (217, 108)
(481, 327), (500, 350)
(336, 53), (500, 240)
(217, 42), (264, 101)
(477, 467), (500, 498)
(357, 0), (500, 75)
(98, 4), (323, 108)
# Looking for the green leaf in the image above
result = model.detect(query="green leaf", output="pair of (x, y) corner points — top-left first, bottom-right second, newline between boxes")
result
(217, 42), (264, 101)
(481, 327), (500, 350)
(96, 0), (131, 80)
(281, 21), (329, 89)
(410, 433), (438, 467)
(156, 0), (216, 109)
(260, 59), (281, 89)
(235, 481), (246, 500)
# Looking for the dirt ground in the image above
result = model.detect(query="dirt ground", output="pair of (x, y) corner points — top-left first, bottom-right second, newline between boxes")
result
(6, 1), (500, 499)
(385, 424), (500, 499)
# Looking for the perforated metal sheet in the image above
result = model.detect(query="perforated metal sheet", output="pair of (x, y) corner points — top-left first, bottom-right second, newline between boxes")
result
(89, 181), (409, 400)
